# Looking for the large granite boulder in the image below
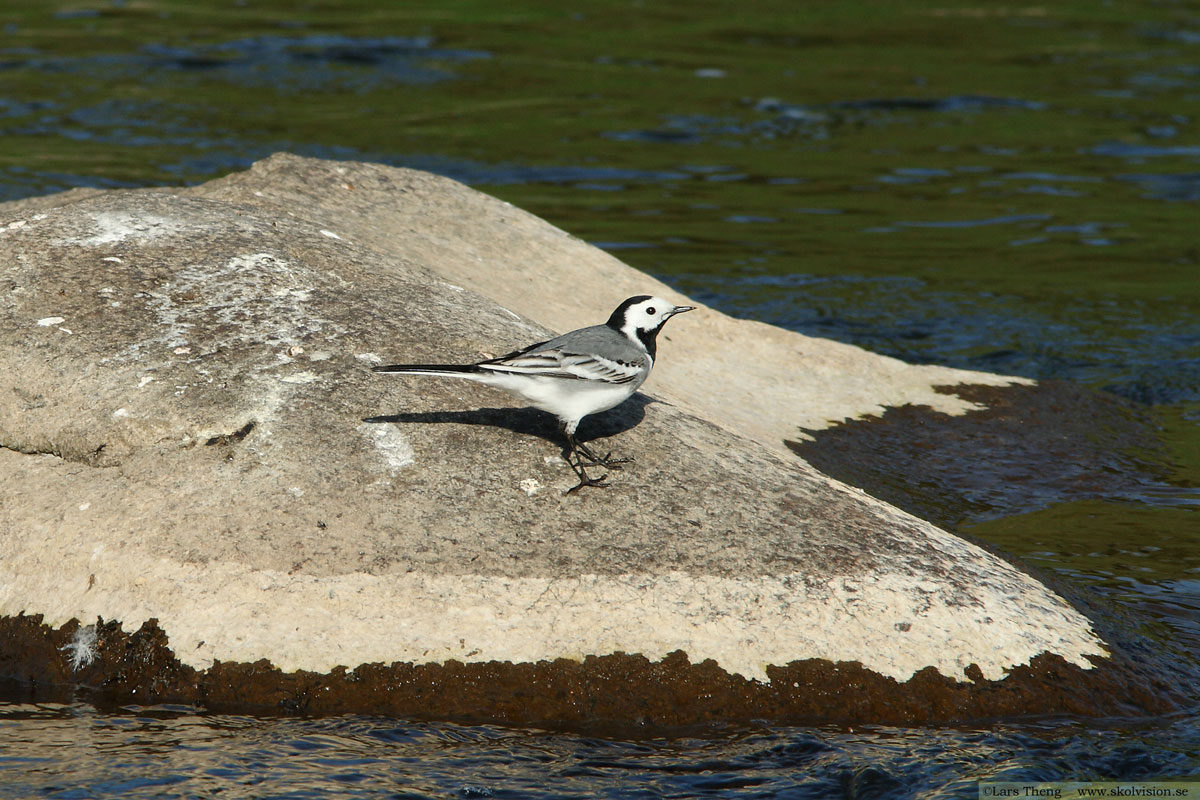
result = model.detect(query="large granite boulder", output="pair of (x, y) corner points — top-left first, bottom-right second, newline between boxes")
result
(0, 154), (1172, 725)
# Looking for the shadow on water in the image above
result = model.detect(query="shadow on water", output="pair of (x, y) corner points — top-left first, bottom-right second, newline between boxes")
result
(788, 382), (1198, 532)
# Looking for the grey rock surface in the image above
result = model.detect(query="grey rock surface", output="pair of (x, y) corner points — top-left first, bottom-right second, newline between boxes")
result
(0, 154), (1104, 684)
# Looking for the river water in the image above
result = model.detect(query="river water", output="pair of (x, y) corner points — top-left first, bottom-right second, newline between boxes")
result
(1, 2), (1198, 797)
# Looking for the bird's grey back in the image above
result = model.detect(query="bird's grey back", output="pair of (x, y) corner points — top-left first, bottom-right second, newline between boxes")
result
(532, 324), (650, 365)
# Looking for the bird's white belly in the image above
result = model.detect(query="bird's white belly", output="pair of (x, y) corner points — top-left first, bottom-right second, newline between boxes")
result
(489, 373), (643, 423)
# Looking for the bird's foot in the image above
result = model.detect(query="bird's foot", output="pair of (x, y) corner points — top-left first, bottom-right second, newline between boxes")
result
(565, 472), (610, 494)
(564, 455), (610, 494)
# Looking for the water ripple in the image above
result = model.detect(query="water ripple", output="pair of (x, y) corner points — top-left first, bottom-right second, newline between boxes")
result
(1, 707), (1196, 800)
(5, 34), (489, 93)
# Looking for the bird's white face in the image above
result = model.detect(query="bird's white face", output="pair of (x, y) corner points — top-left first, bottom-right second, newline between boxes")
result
(624, 296), (694, 332)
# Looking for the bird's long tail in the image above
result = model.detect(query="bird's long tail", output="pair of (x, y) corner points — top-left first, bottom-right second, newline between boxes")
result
(371, 363), (483, 377)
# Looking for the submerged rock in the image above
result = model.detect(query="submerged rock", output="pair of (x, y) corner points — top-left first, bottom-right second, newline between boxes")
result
(0, 154), (1168, 724)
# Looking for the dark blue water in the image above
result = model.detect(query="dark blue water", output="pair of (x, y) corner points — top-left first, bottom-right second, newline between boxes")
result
(2, 3), (1199, 796)
(2, 705), (1197, 800)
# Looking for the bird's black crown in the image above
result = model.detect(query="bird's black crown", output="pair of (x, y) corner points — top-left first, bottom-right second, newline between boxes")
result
(605, 295), (654, 329)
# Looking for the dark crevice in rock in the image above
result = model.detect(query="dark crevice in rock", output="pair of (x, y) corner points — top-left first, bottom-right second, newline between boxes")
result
(0, 442), (59, 459)
(0, 614), (1186, 731)
(205, 420), (256, 447)
(0, 440), (107, 465)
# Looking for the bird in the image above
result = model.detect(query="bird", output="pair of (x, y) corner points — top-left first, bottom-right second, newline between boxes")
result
(372, 295), (694, 493)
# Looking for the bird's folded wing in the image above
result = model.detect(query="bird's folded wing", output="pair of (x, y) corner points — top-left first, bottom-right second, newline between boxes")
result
(480, 349), (642, 384)
(561, 352), (643, 384)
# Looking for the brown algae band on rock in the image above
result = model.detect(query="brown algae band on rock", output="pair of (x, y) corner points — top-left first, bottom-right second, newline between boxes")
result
(0, 614), (1175, 726)
(0, 152), (1161, 724)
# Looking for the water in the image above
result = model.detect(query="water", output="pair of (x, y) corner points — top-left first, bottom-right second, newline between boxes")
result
(2, 705), (1197, 799)
(2, 1), (1199, 796)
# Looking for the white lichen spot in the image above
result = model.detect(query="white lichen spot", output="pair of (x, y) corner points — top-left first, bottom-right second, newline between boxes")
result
(519, 478), (542, 496)
(103, 253), (341, 370)
(307, 350), (332, 362)
(101, 256), (123, 264)
(279, 371), (318, 384)
(288, 487), (305, 498)
(137, 376), (155, 389)
(37, 316), (65, 327)
(70, 211), (187, 246)
(359, 423), (415, 473)
(113, 407), (130, 418)
(355, 352), (383, 364)
(78, 502), (91, 511)
(319, 229), (342, 240)
(173, 346), (191, 354)
(61, 625), (98, 671)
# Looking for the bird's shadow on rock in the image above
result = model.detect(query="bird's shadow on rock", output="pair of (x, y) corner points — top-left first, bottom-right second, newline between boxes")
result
(363, 394), (653, 451)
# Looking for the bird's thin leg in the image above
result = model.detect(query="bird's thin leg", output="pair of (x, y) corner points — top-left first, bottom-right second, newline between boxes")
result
(560, 424), (609, 494)
(573, 438), (632, 469)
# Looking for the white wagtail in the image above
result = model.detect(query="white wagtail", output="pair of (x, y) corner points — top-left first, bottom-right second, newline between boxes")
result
(372, 295), (693, 493)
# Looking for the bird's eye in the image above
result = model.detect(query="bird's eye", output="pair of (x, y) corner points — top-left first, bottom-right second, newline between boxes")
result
(646, 307), (656, 315)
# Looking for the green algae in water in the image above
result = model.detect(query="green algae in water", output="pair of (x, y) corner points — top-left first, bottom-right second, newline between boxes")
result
(967, 501), (1200, 588)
